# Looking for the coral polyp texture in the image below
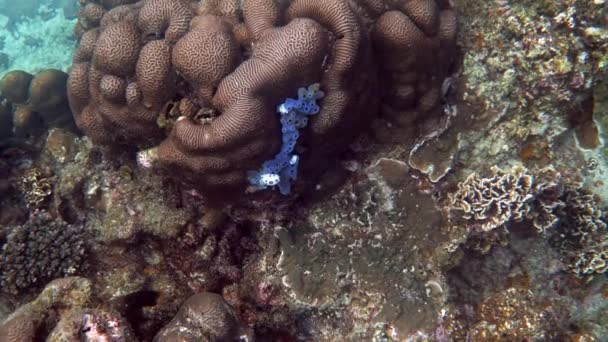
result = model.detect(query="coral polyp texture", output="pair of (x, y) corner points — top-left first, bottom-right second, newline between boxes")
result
(0, 210), (88, 295)
(68, 0), (457, 199)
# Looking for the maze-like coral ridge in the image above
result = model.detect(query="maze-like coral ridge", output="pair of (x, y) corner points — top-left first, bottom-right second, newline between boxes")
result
(68, 0), (457, 200)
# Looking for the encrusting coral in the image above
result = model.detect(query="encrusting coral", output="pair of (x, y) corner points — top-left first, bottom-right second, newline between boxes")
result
(68, 0), (457, 200)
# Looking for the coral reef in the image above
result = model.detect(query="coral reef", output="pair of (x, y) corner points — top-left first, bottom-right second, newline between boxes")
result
(154, 292), (240, 342)
(550, 186), (608, 278)
(48, 308), (136, 342)
(68, 0), (457, 200)
(0, 210), (88, 294)
(2, 125), (195, 242)
(0, 68), (76, 143)
(446, 232), (608, 341)
(448, 166), (535, 232)
(0, 0), (78, 20)
(0, 276), (138, 341)
(448, 165), (608, 279)
(0, 277), (93, 341)
(84, 168), (191, 242)
(265, 157), (457, 338)
(1, 0), (607, 340)
(453, 0), (607, 177)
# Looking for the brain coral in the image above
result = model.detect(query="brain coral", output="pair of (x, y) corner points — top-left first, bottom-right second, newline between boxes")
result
(365, 0), (458, 129)
(0, 69), (76, 138)
(68, 0), (457, 200)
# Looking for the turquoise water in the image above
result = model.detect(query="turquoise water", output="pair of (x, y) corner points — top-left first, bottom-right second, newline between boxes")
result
(0, 0), (76, 75)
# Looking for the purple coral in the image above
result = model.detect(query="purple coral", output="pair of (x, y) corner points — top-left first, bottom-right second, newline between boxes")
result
(248, 83), (324, 195)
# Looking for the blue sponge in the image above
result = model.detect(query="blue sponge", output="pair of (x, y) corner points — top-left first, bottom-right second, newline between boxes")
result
(248, 83), (324, 195)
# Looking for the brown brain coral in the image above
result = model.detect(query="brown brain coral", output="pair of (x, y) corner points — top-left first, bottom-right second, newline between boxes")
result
(372, 0), (457, 127)
(68, 0), (457, 200)
(158, 15), (328, 196)
(1, 69), (75, 137)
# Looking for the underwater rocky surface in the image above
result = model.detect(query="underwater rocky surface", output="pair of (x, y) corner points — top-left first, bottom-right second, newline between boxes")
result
(0, 0), (607, 341)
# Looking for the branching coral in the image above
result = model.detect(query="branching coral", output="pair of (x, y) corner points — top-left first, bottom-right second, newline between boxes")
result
(68, 0), (457, 200)
(0, 210), (88, 294)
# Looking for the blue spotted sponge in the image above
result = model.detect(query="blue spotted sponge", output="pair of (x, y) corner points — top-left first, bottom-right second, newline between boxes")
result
(247, 83), (324, 195)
